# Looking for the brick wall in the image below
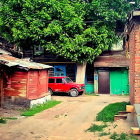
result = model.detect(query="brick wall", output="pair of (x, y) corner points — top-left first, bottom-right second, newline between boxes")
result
(129, 23), (140, 104)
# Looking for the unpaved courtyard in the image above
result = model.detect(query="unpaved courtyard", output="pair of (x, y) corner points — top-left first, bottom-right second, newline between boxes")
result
(0, 95), (130, 140)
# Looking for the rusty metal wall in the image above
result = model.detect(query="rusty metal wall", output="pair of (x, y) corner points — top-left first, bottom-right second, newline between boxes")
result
(27, 70), (48, 100)
(4, 69), (48, 100)
(4, 71), (27, 97)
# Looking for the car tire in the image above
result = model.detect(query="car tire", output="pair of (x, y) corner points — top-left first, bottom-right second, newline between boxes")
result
(69, 89), (79, 97)
(48, 88), (53, 95)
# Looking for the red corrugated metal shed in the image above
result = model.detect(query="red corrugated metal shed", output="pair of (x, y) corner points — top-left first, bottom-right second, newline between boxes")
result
(0, 53), (52, 101)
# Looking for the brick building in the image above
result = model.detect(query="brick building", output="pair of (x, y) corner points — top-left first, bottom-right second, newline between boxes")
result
(94, 40), (130, 95)
(125, 11), (140, 104)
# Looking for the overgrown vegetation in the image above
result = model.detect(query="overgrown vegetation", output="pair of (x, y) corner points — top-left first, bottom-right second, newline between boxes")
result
(87, 124), (108, 132)
(21, 100), (61, 116)
(87, 124), (138, 140)
(87, 102), (138, 139)
(110, 132), (138, 140)
(96, 102), (130, 122)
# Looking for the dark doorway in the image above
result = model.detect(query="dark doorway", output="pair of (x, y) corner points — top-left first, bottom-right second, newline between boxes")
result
(98, 71), (110, 94)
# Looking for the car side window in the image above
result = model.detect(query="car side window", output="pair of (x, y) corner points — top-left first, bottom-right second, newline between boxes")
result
(49, 79), (55, 83)
(56, 79), (63, 83)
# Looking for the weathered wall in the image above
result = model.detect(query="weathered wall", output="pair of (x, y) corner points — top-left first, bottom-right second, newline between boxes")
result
(27, 70), (49, 100)
(4, 71), (28, 97)
(4, 69), (49, 100)
(76, 63), (86, 84)
(129, 23), (140, 104)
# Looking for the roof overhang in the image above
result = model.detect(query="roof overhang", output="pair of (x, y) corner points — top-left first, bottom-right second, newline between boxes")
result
(0, 54), (53, 70)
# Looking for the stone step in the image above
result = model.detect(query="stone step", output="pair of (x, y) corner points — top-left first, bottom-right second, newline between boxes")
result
(131, 127), (140, 134)
(114, 114), (127, 121)
(126, 105), (134, 113)
(118, 111), (130, 115)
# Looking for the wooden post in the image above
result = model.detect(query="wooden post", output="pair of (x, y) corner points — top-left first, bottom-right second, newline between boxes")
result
(94, 69), (98, 94)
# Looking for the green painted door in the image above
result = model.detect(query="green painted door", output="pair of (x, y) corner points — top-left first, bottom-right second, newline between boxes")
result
(110, 68), (129, 94)
(85, 84), (94, 93)
(121, 70), (129, 94)
(110, 70), (122, 94)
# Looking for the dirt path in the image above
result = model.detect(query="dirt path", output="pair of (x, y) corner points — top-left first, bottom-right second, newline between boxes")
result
(0, 95), (129, 140)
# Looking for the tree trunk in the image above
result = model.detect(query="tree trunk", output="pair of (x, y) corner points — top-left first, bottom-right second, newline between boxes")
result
(76, 62), (87, 84)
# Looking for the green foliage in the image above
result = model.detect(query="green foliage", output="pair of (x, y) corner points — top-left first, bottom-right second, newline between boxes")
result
(110, 132), (138, 140)
(0, 0), (139, 63)
(96, 102), (130, 122)
(87, 124), (108, 132)
(21, 100), (61, 116)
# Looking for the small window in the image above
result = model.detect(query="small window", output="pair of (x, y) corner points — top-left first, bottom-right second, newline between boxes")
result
(34, 45), (44, 56)
(111, 39), (123, 51)
(49, 79), (55, 83)
(56, 79), (63, 83)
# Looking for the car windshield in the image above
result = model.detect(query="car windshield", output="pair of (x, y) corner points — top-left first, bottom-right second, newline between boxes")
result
(64, 77), (73, 83)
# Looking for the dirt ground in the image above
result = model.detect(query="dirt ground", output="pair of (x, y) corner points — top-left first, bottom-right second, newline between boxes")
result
(0, 94), (133, 140)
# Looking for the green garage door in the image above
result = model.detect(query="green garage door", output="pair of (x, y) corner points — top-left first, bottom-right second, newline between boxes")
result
(85, 83), (94, 93)
(110, 68), (129, 95)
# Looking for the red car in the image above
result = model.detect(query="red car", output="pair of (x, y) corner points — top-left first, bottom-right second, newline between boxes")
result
(48, 76), (85, 97)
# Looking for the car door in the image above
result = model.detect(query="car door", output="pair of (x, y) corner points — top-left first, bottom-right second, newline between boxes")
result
(48, 78), (56, 91)
(55, 78), (66, 92)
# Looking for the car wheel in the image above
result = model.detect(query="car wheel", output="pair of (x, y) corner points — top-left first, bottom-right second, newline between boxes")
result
(69, 89), (79, 97)
(48, 88), (53, 95)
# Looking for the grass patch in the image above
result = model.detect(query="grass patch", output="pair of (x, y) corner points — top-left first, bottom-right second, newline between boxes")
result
(5, 117), (17, 120)
(0, 117), (18, 124)
(87, 124), (108, 132)
(96, 102), (130, 122)
(0, 118), (7, 124)
(99, 132), (110, 136)
(21, 100), (61, 116)
(110, 132), (138, 140)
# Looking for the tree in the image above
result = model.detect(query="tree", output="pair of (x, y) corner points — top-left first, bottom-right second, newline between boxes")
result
(0, 0), (138, 63)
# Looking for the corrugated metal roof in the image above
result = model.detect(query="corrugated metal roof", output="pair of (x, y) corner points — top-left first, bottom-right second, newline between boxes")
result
(0, 54), (53, 70)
